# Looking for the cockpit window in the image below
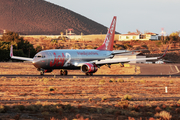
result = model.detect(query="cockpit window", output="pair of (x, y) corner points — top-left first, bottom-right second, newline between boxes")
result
(35, 55), (45, 58)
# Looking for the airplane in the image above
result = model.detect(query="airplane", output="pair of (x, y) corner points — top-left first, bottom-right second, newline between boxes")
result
(10, 16), (168, 75)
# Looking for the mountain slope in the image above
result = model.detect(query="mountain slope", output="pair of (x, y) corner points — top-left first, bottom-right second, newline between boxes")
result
(0, 0), (109, 35)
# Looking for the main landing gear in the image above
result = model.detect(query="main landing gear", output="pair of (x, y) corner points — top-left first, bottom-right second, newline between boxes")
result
(38, 68), (68, 76)
(85, 73), (93, 76)
(39, 70), (68, 76)
(60, 70), (68, 76)
(38, 68), (45, 75)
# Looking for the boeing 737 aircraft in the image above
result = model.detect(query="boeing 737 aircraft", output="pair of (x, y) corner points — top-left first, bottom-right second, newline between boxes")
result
(10, 16), (168, 75)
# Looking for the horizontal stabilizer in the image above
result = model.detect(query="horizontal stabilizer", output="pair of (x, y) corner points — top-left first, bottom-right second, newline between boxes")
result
(157, 45), (169, 59)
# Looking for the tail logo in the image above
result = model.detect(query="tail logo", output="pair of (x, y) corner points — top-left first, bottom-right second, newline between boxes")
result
(104, 19), (116, 50)
(96, 16), (116, 51)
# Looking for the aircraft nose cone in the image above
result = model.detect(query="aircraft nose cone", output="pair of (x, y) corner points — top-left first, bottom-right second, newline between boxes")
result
(32, 60), (40, 68)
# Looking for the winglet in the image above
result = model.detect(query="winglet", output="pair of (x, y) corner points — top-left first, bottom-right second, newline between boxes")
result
(158, 45), (169, 59)
(10, 45), (13, 57)
(96, 16), (117, 51)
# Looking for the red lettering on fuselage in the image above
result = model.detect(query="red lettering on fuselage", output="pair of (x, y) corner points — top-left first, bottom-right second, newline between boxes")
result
(50, 53), (65, 67)
(77, 51), (98, 56)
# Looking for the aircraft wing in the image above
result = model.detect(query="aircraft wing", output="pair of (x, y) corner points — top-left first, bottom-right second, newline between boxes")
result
(77, 45), (169, 66)
(10, 45), (33, 62)
(96, 45), (169, 65)
(76, 56), (159, 67)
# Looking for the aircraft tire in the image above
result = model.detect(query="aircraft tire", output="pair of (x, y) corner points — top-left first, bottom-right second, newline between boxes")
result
(60, 70), (63, 75)
(63, 70), (68, 76)
(89, 73), (93, 76)
(85, 73), (93, 76)
(40, 71), (44, 75)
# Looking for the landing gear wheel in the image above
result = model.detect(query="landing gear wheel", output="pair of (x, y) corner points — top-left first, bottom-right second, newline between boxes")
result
(60, 70), (68, 76)
(63, 70), (68, 76)
(40, 71), (44, 75)
(85, 73), (93, 76)
(60, 70), (63, 75)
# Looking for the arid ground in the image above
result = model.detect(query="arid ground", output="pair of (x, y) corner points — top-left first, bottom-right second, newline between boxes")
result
(0, 63), (180, 120)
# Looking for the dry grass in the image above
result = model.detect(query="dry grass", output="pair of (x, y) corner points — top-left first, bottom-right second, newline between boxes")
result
(0, 63), (180, 119)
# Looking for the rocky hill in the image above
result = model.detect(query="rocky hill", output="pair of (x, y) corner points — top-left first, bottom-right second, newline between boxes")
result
(0, 0), (109, 35)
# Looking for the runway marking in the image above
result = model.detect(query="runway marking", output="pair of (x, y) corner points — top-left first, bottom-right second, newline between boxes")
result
(169, 65), (180, 75)
(175, 65), (180, 73)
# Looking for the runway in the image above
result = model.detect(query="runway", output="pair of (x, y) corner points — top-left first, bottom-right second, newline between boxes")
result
(1, 63), (180, 78)
(0, 74), (180, 78)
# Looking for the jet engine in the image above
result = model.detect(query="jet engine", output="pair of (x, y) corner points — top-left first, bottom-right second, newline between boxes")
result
(81, 63), (98, 73)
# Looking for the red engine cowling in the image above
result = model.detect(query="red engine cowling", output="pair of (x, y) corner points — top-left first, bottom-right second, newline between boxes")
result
(81, 63), (98, 73)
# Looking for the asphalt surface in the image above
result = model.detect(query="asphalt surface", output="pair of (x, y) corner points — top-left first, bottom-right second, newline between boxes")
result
(0, 74), (180, 78)
(138, 63), (180, 75)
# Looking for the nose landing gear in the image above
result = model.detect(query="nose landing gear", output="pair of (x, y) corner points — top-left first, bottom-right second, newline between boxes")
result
(37, 68), (44, 75)
(38, 68), (53, 75)
(40, 70), (44, 75)
(38, 68), (44, 75)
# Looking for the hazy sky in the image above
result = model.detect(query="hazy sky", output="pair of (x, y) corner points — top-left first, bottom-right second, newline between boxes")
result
(45, 0), (179, 35)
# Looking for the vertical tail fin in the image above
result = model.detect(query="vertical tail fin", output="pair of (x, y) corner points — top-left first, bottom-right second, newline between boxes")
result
(96, 16), (117, 51)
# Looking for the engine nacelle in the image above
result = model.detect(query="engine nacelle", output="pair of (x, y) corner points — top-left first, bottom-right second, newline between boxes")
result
(81, 63), (98, 73)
